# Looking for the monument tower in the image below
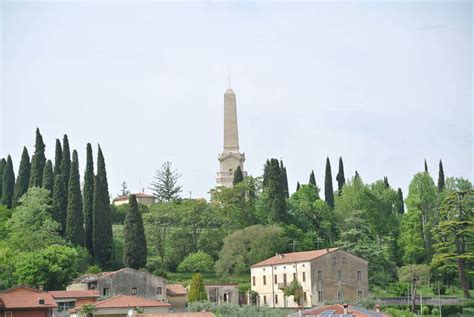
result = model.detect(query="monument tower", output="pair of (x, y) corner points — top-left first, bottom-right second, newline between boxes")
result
(216, 88), (247, 187)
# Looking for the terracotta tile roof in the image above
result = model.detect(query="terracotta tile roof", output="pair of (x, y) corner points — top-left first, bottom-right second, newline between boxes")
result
(93, 295), (171, 308)
(303, 304), (390, 317)
(251, 248), (339, 267)
(166, 284), (188, 296)
(138, 313), (215, 317)
(0, 286), (57, 309)
(113, 193), (155, 202)
(72, 268), (128, 283)
(49, 290), (100, 299)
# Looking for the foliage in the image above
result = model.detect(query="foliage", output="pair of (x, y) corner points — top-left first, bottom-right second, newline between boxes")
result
(119, 181), (130, 196)
(215, 224), (287, 275)
(324, 157), (334, 208)
(53, 138), (62, 179)
(308, 170), (320, 198)
(188, 272), (208, 302)
(83, 143), (95, 254)
(177, 251), (214, 273)
(437, 160), (445, 192)
(264, 159), (288, 223)
(149, 161), (182, 202)
(2, 156), (15, 208)
(61, 134), (71, 193)
(284, 280), (303, 305)
(0, 158), (6, 198)
(280, 160), (289, 199)
(188, 301), (294, 317)
(336, 156), (345, 195)
(52, 173), (67, 236)
(123, 195), (147, 269)
(29, 128), (46, 188)
(65, 150), (85, 246)
(13, 147), (30, 207)
(42, 160), (54, 192)
(233, 166), (244, 185)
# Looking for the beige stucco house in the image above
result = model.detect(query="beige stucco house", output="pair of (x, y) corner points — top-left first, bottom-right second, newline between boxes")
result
(250, 248), (368, 308)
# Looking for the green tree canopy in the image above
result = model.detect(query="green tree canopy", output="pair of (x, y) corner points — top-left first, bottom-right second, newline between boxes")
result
(42, 160), (54, 192)
(29, 128), (46, 188)
(13, 147), (30, 206)
(177, 251), (214, 273)
(149, 161), (182, 202)
(233, 166), (244, 185)
(123, 194), (147, 269)
(65, 150), (84, 246)
(2, 155), (15, 208)
(188, 272), (208, 302)
(83, 143), (95, 254)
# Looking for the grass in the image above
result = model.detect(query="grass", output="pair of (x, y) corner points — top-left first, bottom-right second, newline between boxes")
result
(167, 272), (251, 292)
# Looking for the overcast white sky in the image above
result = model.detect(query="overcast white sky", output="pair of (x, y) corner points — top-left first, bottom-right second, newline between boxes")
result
(1, 1), (472, 199)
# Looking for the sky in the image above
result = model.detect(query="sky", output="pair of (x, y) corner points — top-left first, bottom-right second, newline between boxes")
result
(1, 1), (472, 199)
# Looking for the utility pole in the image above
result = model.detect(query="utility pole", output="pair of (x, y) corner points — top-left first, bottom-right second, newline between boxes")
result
(290, 240), (300, 252)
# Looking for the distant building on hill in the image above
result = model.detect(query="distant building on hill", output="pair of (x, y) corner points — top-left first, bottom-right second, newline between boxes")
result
(0, 285), (57, 317)
(112, 193), (156, 206)
(67, 268), (166, 302)
(250, 248), (368, 308)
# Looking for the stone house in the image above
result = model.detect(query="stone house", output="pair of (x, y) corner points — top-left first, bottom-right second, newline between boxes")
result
(166, 284), (188, 309)
(0, 286), (57, 317)
(67, 268), (167, 302)
(205, 284), (239, 305)
(250, 248), (368, 308)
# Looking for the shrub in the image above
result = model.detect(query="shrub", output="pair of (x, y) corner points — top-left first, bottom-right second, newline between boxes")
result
(431, 307), (439, 315)
(177, 251), (214, 273)
(420, 306), (430, 315)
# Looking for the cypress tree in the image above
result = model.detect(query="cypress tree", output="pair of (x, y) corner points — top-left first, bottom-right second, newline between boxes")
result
(53, 173), (67, 236)
(324, 157), (334, 208)
(93, 145), (113, 268)
(280, 160), (289, 198)
(336, 156), (346, 195)
(296, 182), (301, 192)
(2, 156), (15, 208)
(383, 176), (390, 189)
(438, 160), (445, 192)
(13, 147), (31, 206)
(29, 128), (46, 187)
(424, 159), (428, 173)
(53, 139), (62, 179)
(0, 158), (5, 196)
(83, 143), (95, 254)
(397, 188), (405, 214)
(42, 160), (54, 192)
(233, 166), (244, 185)
(267, 159), (287, 223)
(123, 194), (147, 269)
(65, 150), (85, 246)
(188, 272), (208, 302)
(355, 170), (360, 180)
(262, 159), (270, 187)
(309, 170), (320, 199)
(61, 135), (71, 193)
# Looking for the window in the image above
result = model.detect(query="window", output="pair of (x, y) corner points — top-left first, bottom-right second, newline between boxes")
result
(263, 295), (267, 305)
(303, 272), (306, 282)
(103, 288), (109, 296)
(283, 273), (287, 286)
(275, 294), (278, 304)
(252, 276), (256, 286)
(357, 271), (362, 281)
(337, 271), (342, 281)
(274, 274), (278, 284)
(303, 292), (307, 302)
(263, 275), (266, 285)
(318, 291), (323, 302)
(58, 301), (75, 312)
(5, 312), (12, 317)
(293, 272), (296, 281)
(157, 287), (162, 295)
(132, 288), (137, 295)
(332, 256), (337, 266)
(317, 271), (322, 281)
(358, 291), (363, 300)
(338, 290), (343, 302)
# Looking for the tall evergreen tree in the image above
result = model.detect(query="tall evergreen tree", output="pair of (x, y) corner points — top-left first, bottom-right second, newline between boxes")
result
(123, 194), (147, 269)
(324, 157), (334, 208)
(309, 170), (320, 199)
(61, 135), (71, 193)
(280, 160), (289, 198)
(149, 161), (182, 202)
(29, 128), (46, 187)
(2, 156), (15, 208)
(383, 176), (390, 189)
(262, 159), (270, 187)
(42, 160), (54, 192)
(13, 147), (31, 206)
(233, 166), (244, 185)
(53, 173), (67, 236)
(0, 158), (6, 196)
(296, 182), (301, 192)
(65, 150), (84, 246)
(355, 170), (360, 180)
(397, 188), (405, 214)
(83, 143), (95, 254)
(336, 156), (346, 195)
(93, 145), (113, 268)
(53, 139), (62, 179)
(424, 159), (428, 173)
(267, 159), (287, 223)
(438, 160), (445, 192)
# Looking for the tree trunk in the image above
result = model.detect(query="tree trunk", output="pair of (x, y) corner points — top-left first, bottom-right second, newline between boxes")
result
(412, 285), (416, 313)
(457, 257), (471, 298)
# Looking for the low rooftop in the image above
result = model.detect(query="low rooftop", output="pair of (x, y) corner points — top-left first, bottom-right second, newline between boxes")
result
(0, 286), (57, 309)
(166, 284), (188, 296)
(251, 248), (338, 267)
(303, 304), (389, 317)
(49, 290), (100, 299)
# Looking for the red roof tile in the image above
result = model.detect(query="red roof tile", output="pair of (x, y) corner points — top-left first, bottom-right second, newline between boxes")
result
(138, 313), (215, 317)
(303, 304), (390, 317)
(166, 284), (188, 296)
(0, 286), (57, 309)
(251, 248), (339, 267)
(49, 290), (100, 299)
(94, 295), (171, 308)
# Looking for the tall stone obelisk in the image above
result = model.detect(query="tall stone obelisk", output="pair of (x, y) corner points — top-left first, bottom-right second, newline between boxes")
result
(216, 88), (247, 187)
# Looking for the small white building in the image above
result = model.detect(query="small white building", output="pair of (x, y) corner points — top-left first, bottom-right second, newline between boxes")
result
(112, 193), (156, 206)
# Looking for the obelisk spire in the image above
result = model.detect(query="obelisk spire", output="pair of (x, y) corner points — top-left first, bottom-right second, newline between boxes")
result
(223, 88), (239, 151)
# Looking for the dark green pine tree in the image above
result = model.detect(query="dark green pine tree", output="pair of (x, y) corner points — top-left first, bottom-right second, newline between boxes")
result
(65, 150), (85, 246)
(123, 194), (147, 269)
(53, 173), (68, 236)
(336, 156), (346, 196)
(267, 158), (288, 223)
(83, 143), (95, 254)
(61, 135), (71, 193)
(280, 160), (289, 199)
(29, 128), (46, 187)
(324, 157), (334, 208)
(0, 158), (6, 196)
(93, 145), (113, 268)
(438, 160), (445, 192)
(233, 166), (244, 185)
(397, 188), (405, 214)
(42, 160), (54, 192)
(296, 182), (301, 192)
(13, 147), (31, 206)
(383, 176), (390, 189)
(355, 170), (360, 180)
(309, 170), (320, 199)
(53, 139), (63, 179)
(2, 156), (15, 208)
(262, 159), (270, 187)
(424, 159), (428, 173)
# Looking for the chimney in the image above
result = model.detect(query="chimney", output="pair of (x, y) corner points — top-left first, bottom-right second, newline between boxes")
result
(375, 304), (381, 312)
(343, 303), (348, 314)
(38, 285), (43, 291)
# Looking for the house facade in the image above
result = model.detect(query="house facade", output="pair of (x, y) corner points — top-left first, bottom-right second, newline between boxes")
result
(49, 290), (100, 317)
(205, 284), (239, 305)
(250, 248), (368, 308)
(0, 286), (57, 317)
(166, 284), (188, 309)
(67, 268), (167, 302)
(112, 193), (156, 206)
